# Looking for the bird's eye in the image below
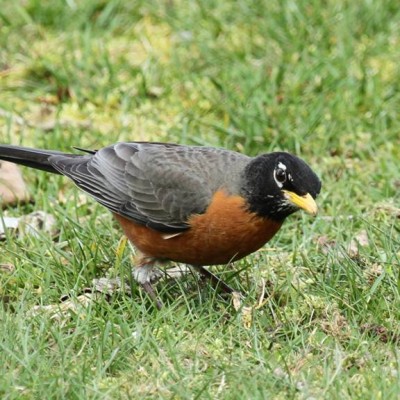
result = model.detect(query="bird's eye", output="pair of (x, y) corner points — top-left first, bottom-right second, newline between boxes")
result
(274, 168), (287, 186)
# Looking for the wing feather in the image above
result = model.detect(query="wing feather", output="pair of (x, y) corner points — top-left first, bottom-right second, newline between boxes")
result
(50, 142), (249, 232)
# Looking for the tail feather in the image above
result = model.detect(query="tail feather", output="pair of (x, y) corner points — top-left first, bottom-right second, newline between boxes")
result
(0, 145), (81, 174)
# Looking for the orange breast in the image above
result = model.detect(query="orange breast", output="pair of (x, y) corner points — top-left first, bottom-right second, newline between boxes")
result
(114, 190), (283, 266)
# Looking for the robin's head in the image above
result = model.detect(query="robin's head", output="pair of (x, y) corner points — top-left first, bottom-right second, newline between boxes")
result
(242, 152), (321, 221)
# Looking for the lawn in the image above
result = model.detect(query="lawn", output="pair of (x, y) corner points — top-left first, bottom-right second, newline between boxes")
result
(1, 0), (400, 398)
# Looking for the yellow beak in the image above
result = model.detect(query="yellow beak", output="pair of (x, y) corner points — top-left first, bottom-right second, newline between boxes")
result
(282, 191), (318, 216)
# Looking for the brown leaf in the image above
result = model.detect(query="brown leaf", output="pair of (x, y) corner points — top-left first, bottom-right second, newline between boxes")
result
(91, 277), (131, 296)
(0, 211), (58, 239)
(0, 263), (15, 273)
(375, 201), (400, 218)
(18, 211), (59, 238)
(361, 323), (400, 344)
(28, 292), (101, 321)
(0, 162), (31, 207)
(315, 235), (337, 255)
(348, 230), (369, 257)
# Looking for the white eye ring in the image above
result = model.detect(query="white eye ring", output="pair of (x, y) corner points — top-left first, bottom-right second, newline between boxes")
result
(274, 168), (287, 187)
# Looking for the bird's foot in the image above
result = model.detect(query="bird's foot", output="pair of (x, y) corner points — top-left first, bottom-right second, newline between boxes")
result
(132, 261), (163, 284)
(132, 258), (164, 309)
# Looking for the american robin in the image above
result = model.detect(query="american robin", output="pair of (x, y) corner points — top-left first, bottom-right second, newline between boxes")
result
(0, 142), (321, 308)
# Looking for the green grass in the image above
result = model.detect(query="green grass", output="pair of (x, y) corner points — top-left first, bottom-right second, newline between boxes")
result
(1, 0), (400, 398)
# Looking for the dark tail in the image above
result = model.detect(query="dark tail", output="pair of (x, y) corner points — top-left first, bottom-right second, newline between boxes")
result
(0, 145), (81, 174)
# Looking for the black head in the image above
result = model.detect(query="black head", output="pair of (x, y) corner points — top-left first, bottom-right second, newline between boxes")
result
(241, 152), (321, 221)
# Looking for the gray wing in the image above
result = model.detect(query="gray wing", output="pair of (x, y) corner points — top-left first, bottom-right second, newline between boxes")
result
(49, 142), (250, 232)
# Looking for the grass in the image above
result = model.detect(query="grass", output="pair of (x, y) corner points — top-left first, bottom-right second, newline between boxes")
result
(1, 0), (400, 398)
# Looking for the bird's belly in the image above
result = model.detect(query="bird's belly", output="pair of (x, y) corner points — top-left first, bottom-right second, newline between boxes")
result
(114, 191), (283, 266)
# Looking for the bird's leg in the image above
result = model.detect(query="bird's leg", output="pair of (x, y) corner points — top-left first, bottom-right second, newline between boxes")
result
(191, 265), (240, 295)
(140, 281), (163, 310)
(132, 257), (163, 309)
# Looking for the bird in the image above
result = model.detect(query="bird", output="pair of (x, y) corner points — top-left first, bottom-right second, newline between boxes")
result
(0, 142), (321, 308)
